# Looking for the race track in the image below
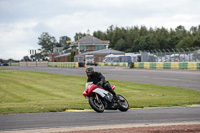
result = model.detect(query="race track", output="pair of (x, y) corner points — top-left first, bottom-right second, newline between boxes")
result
(3, 66), (200, 91)
(0, 66), (200, 132)
(1, 106), (200, 131)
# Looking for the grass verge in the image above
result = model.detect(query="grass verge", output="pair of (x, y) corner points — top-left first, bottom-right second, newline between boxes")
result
(0, 67), (10, 70)
(0, 70), (200, 114)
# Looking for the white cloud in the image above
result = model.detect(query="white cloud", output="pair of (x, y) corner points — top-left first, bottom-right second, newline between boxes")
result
(0, 0), (200, 60)
(45, 11), (116, 39)
(0, 21), (39, 59)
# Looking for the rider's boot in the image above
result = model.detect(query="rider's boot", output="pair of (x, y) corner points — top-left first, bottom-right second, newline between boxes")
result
(113, 94), (120, 101)
(104, 82), (119, 100)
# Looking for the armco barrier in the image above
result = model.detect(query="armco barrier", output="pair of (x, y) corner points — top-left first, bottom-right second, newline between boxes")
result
(48, 62), (79, 68)
(98, 62), (128, 67)
(132, 62), (200, 70)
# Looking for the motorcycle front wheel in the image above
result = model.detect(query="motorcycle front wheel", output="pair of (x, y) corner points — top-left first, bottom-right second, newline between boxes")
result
(89, 94), (104, 113)
(118, 95), (129, 112)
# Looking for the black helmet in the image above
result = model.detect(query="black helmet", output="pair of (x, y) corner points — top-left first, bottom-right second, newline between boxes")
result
(85, 67), (95, 77)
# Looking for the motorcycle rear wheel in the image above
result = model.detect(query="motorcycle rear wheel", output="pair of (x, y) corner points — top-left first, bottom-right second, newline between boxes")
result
(118, 95), (129, 112)
(89, 94), (105, 113)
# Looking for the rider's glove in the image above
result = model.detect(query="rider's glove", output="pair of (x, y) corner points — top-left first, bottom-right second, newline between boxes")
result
(97, 81), (103, 87)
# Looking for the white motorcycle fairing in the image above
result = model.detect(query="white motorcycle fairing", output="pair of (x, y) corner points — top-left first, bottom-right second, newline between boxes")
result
(93, 88), (109, 98)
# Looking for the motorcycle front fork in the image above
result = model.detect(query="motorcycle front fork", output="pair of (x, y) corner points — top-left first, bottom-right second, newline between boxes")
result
(95, 93), (101, 103)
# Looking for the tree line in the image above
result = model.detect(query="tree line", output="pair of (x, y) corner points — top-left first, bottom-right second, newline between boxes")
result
(92, 25), (200, 52)
(33, 25), (200, 61)
(38, 25), (200, 56)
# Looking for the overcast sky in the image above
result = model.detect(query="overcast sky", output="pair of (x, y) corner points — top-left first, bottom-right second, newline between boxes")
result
(0, 0), (200, 60)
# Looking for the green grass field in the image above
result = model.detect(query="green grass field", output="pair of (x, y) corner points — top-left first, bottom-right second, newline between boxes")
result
(0, 68), (10, 70)
(0, 69), (200, 114)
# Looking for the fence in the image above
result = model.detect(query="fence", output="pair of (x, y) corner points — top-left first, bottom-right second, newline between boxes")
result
(9, 62), (79, 68)
(20, 61), (48, 66)
(137, 48), (200, 62)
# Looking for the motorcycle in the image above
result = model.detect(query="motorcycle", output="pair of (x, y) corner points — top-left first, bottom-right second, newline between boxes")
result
(83, 82), (129, 113)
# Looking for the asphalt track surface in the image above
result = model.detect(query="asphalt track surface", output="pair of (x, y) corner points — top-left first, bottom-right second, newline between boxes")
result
(0, 66), (200, 131)
(3, 66), (200, 91)
(0, 106), (200, 131)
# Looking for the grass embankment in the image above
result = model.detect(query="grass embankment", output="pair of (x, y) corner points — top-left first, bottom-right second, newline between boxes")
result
(0, 69), (200, 114)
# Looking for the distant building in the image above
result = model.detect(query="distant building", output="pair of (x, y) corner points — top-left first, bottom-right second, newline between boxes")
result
(70, 34), (109, 55)
(75, 48), (125, 63)
(53, 53), (71, 62)
(50, 33), (124, 62)
(49, 47), (64, 62)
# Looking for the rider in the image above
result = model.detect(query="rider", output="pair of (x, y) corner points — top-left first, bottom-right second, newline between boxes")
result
(85, 67), (119, 100)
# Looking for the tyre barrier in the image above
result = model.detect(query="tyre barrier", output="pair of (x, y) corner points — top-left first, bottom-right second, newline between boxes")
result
(132, 62), (200, 70)
(98, 62), (128, 67)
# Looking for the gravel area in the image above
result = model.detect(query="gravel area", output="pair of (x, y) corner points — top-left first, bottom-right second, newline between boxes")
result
(65, 125), (200, 133)
(1, 123), (200, 133)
